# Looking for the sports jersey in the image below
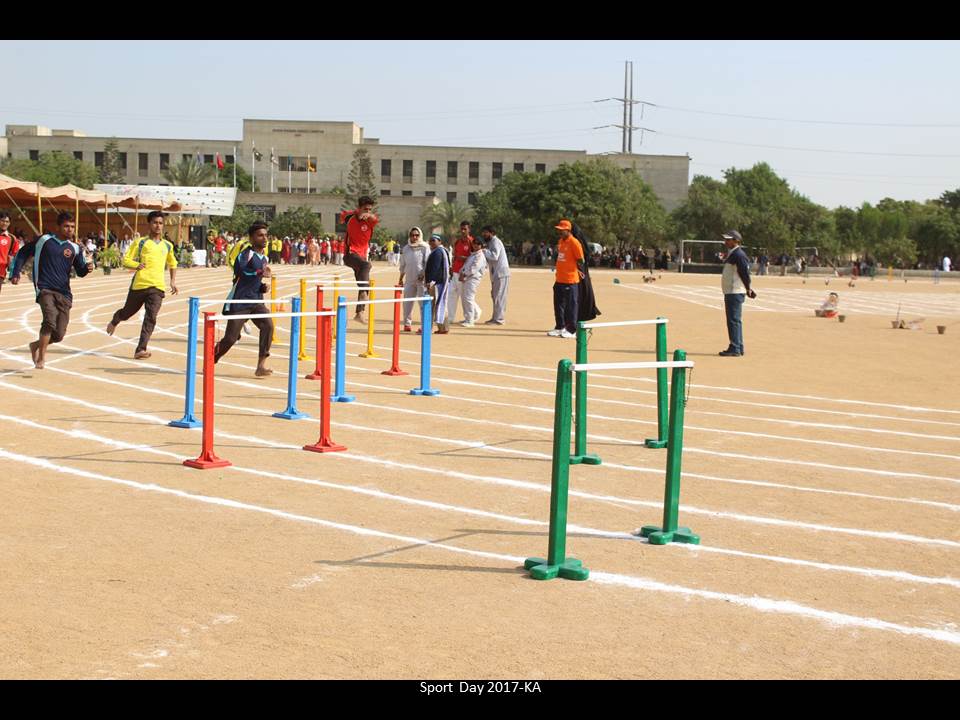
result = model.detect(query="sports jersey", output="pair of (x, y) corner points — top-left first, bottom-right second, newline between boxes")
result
(340, 210), (379, 259)
(225, 247), (268, 312)
(555, 236), (584, 284)
(451, 237), (473, 274)
(10, 234), (90, 300)
(123, 237), (177, 291)
(0, 231), (17, 269)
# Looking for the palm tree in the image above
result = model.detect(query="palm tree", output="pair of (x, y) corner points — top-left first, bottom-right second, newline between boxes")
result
(420, 200), (473, 241)
(162, 158), (215, 187)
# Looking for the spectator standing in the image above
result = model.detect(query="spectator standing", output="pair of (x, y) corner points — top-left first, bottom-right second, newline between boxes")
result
(718, 230), (757, 357)
(480, 225), (510, 325)
(426, 233), (450, 334)
(398, 226), (429, 332)
(446, 221), (474, 325)
(547, 219), (584, 338)
(458, 236), (488, 327)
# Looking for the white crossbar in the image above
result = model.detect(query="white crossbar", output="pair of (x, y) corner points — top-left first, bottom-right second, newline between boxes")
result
(337, 296), (430, 306)
(581, 318), (668, 329)
(572, 361), (694, 372)
(198, 297), (296, 307)
(209, 310), (338, 321)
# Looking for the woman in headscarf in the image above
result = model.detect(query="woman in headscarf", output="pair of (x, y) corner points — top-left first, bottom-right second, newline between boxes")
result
(281, 236), (292, 265)
(398, 226), (430, 332)
(425, 233), (451, 333)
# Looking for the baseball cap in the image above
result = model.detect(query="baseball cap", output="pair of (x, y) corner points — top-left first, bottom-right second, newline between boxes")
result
(430, 234), (443, 242)
(722, 230), (742, 242)
(555, 220), (573, 231)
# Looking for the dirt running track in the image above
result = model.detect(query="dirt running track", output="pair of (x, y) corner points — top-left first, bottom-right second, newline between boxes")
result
(0, 262), (958, 679)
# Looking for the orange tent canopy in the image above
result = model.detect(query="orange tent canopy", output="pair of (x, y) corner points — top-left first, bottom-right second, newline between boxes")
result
(0, 173), (182, 211)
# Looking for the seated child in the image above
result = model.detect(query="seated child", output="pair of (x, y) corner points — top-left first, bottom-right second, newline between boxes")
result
(815, 292), (840, 318)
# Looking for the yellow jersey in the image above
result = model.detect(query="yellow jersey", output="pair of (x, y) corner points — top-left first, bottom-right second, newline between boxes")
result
(122, 237), (177, 291)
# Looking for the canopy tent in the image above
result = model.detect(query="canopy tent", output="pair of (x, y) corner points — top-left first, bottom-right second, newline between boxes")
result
(0, 173), (184, 241)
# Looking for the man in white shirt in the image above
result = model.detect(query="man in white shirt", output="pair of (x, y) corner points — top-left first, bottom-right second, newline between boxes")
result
(480, 225), (511, 325)
(459, 236), (488, 327)
(943, 256), (952, 272)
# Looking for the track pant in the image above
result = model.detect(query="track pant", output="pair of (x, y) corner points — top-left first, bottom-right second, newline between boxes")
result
(553, 282), (579, 333)
(723, 293), (745, 354)
(37, 289), (72, 344)
(461, 277), (482, 323)
(446, 275), (463, 323)
(343, 252), (371, 313)
(490, 274), (510, 323)
(215, 303), (273, 361)
(110, 287), (164, 353)
(402, 280), (424, 326)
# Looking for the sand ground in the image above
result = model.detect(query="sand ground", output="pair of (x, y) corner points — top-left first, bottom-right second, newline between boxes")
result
(0, 261), (958, 679)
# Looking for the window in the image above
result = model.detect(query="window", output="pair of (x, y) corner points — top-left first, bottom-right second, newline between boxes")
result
(381, 159), (391, 182)
(226, 155), (234, 165)
(513, 162), (524, 173)
(425, 191), (436, 197)
(402, 159), (413, 183)
(381, 189), (391, 197)
(183, 154), (192, 163)
(74, 151), (83, 161)
(29, 150), (39, 161)
(492, 162), (502, 182)
(425, 160), (436, 184)
(118, 152), (127, 170)
(447, 161), (458, 183)
(468, 161), (479, 185)
(95, 151), (104, 168)
(204, 154), (214, 165)
(447, 191), (457, 202)
(138, 153), (149, 177)
(402, 190), (412, 197)
(468, 192), (478, 205)
(279, 156), (308, 172)
(160, 153), (170, 170)
(535, 163), (546, 174)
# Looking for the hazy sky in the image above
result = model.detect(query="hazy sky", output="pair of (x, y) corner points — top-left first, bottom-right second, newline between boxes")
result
(4, 39), (958, 209)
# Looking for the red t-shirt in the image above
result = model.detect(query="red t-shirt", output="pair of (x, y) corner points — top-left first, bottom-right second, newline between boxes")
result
(341, 210), (378, 259)
(451, 237), (473, 274)
(0, 231), (16, 268)
(214, 237), (226, 253)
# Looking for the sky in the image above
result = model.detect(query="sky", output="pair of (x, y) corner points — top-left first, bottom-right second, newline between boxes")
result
(3, 39), (959, 209)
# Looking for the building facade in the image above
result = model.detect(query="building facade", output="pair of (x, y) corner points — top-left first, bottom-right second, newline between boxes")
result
(4, 119), (690, 232)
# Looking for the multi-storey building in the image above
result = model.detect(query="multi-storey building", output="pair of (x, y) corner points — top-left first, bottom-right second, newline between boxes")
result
(4, 119), (690, 234)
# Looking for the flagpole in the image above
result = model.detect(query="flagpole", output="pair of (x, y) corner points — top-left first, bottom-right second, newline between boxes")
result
(288, 157), (292, 194)
(251, 141), (256, 193)
(307, 154), (310, 194)
(233, 145), (237, 188)
(270, 147), (275, 193)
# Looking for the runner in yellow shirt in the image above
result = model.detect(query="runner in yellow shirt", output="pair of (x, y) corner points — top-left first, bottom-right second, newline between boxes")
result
(105, 211), (178, 359)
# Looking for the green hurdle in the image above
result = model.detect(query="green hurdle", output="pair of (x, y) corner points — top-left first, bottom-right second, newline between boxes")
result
(526, 351), (697, 582)
(570, 317), (669, 465)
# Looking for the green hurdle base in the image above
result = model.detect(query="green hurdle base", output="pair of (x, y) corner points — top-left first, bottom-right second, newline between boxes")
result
(569, 453), (601, 466)
(643, 439), (667, 449)
(523, 557), (589, 581)
(637, 525), (700, 546)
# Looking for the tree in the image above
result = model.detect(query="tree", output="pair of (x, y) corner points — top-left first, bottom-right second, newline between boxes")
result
(219, 163), (253, 191)
(472, 171), (548, 248)
(723, 163), (801, 256)
(211, 205), (258, 236)
(343, 148), (377, 211)
(420, 200), (473, 240)
(0, 151), (99, 189)
(162, 158), (215, 187)
(669, 175), (742, 244)
(269, 206), (323, 239)
(937, 188), (960, 212)
(100, 139), (125, 184)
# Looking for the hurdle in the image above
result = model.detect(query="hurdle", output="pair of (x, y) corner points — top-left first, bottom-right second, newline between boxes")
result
(298, 279), (312, 362)
(169, 295), (297, 429)
(358, 280), (380, 358)
(303, 304), (347, 453)
(524, 351), (697, 581)
(183, 300), (340, 469)
(570, 317), (669, 465)
(382, 286), (408, 377)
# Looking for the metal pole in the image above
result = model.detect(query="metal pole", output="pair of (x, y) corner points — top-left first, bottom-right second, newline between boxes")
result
(645, 318), (669, 448)
(298, 278), (311, 361)
(169, 296), (202, 428)
(570, 322), (601, 465)
(183, 313), (231, 469)
(332, 297), (356, 402)
(303, 309), (346, 453)
(410, 297), (439, 396)
(359, 280), (379, 358)
(273, 297), (309, 419)
(307, 287), (325, 380)
(382, 286), (408, 376)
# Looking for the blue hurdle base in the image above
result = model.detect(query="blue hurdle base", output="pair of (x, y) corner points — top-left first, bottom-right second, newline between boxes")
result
(273, 409), (310, 420)
(331, 394), (355, 403)
(409, 388), (441, 396)
(169, 417), (202, 429)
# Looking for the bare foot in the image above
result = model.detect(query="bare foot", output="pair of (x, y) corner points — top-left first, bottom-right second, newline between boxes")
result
(353, 313), (367, 325)
(29, 341), (40, 367)
(255, 367), (273, 377)
(105, 322), (116, 336)
(134, 350), (152, 359)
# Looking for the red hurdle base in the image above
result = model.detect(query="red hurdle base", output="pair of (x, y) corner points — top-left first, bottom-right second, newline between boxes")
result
(303, 440), (347, 453)
(183, 454), (232, 470)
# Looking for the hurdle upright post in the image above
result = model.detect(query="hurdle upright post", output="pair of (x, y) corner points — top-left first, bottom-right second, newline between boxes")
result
(644, 317), (669, 449)
(359, 279), (379, 358)
(183, 312), (231, 469)
(410, 297), (439, 396)
(298, 278), (311, 361)
(639, 349), (699, 546)
(525, 359), (589, 581)
(382, 285), (408, 376)
(273, 297), (310, 420)
(306, 286), (325, 380)
(570, 321), (600, 465)
(303, 308), (347, 453)
(169, 296), (202, 428)
(270, 275), (278, 342)
(331, 296), (355, 402)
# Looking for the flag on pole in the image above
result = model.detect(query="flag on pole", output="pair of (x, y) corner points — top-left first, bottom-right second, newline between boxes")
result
(216, 152), (224, 170)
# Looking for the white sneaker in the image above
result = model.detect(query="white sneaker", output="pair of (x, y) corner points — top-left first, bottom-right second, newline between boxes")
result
(475, 306), (483, 322)
(461, 321), (475, 328)
(560, 329), (576, 338)
(546, 329), (563, 337)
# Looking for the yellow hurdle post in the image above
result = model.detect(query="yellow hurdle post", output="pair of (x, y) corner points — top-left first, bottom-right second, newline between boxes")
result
(298, 277), (311, 361)
(271, 275), (278, 342)
(359, 280), (379, 358)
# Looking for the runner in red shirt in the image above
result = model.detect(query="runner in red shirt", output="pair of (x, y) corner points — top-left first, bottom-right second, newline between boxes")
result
(340, 196), (378, 322)
(0, 212), (16, 295)
(446, 220), (475, 324)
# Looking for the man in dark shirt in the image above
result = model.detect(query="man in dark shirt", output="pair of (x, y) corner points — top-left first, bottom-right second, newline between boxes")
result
(425, 233), (450, 333)
(214, 221), (273, 377)
(718, 230), (757, 357)
(9, 211), (94, 369)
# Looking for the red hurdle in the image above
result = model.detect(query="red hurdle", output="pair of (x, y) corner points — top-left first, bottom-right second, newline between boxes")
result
(305, 286), (324, 380)
(382, 285), (408, 376)
(183, 312), (231, 470)
(303, 308), (347, 453)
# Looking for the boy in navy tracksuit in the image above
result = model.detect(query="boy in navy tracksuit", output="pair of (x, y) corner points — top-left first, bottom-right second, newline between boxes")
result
(214, 221), (274, 377)
(8, 212), (94, 369)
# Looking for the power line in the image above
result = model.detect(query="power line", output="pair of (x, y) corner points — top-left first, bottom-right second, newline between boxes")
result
(690, 161), (959, 188)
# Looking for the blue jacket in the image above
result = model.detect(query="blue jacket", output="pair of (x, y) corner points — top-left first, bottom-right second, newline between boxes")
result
(9, 234), (90, 300)
(425, 245), (449, 286)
